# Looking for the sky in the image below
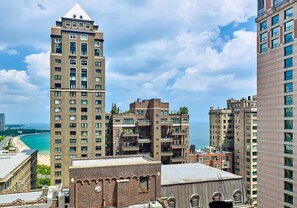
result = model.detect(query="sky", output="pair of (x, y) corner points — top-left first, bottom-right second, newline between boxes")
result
(0, 0), (257, 123)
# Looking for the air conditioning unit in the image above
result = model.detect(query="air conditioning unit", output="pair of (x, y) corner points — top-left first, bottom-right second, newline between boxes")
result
(149, 201), (163, 208)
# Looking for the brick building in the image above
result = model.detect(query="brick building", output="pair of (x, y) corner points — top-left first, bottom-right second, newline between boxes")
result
(110, 98), (190, 164)
(69, 155), (161, 208)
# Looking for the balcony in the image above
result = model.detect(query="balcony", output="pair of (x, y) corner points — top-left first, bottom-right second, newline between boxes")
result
(171, 144), (187, 149)
(160, 120), (173, 126)
(136, 120), (151, 126)
(138, 138), (151, 143)
(171, 130), (187, 136)
(161, 137), (173, 143)
(171, 157), (186, 163)
(161, 151), (173, 156)
(122, 146), (139, 151)
(122, 132), (139, 137)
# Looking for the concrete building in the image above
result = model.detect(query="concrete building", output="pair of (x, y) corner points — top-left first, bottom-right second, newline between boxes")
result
(0, 113), (5, 131)
(188, 146), (233, 173)
(0, 150), (37, 193)
(50, 3), (106, 187)
(256, 0), (296, 207)
(209, 107), (234, 151)
(68, 155), (251, 208)
(110, 98), (190, 164)
(209, 96), (258, 207)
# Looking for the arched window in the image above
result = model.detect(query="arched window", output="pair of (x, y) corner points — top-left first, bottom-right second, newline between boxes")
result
(233, 190), (242, 204)
(190, 194), (200, 208)
(212, 192), (222, 201)
(167, 197), (176, 208)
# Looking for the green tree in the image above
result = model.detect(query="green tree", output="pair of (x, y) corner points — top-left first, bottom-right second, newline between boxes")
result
(179, 106), (189, 114)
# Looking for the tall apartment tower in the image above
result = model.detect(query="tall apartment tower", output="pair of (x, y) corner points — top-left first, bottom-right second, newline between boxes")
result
(0, 113), (5, 131)
(209, 96), (258, 207)
(50, 3), (105, 187)
(110, 99), (190, 164)
(256, 0), (296, 207)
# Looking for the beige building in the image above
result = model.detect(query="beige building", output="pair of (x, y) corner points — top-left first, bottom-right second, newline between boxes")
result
(110, 99), (190, 164)
(0, 150), (37, 193)
(50, 3), (106, 187)
(209, 96), (258, 207)
(256, 0), (296, 207)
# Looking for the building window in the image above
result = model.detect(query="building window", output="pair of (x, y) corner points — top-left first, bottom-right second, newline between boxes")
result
(95, 85), (102, 89)
(54, 115), (61, 121)
(80, 35), (88, 40)
(81, 43), (88, 56)
(65, 21), (70, 27)
(86, 23), (90, 29)
(81, 100), (88, 105)
(54, 163), (61, 168)
(285, 83), (293, 92)
(95, 146), (101, 151)
(55, 139), (61, 144)
(79, 22), (84, 28)
(285, 95), (293, 105)
(94, 49), (100, 56)
(55, 147), (61, 153)
(285, 45), (293, 56)
(285, 33), (293, 44)
(284, 193), (293, 204)
(260, 43), (267, 53)
(285, 157), (293, 167)
(285, 120), (293, 129)
(69, 123), (76, 128)
(55, 44), (62, 53)
(81, 60), (87, 65)
(96, 69), (102, 73)
(72, 21), (77, 27)
(95, 123), (102, 128)
(55, 59), (61, 63)
(81, 108), (88, 113)
(54, 155), (61, 160)
(285, 169), (293, 179)
(260, 21), (267, 31)
(271, 38), (279, 48)
(233, 190), (242, 204)
(69, 115), (76, 121)
(81, 138), (88, 144)
(271, 27), (279, 37)
(81, 146), (88, 151)
(69, 99), (76, 104)
(54, 107), (61, 113)
(260, 32), (267, 42)
(285, 8), (293, 19)
(55, 171), (61, 177)
(55, 38), (61, 43)
(285, 70), (293, 81)
(285, 132), (293, 142)
(285, 107), (293, 117)
(271, 14), (279, 25)
(285, 144), (293, 154)
(96, 138), (101, 143)
(95, 100), (101, 105)
(70, 139), (76, 144)
(69, 33), (76, 39)
(285, 20), (293, 32)
(70, 131), (76, 135)
(54, 99), (61, 104)
(81, 68), (87, 89)
(54, 75), (61, 80)
(139, 176), (148, 192)
(70, 147), (76, 152)
(55, 67), (61, 72)
(95, 61), (102, 67)
(70, 59), (76, 65)
(190, 194), (200, 208)
(95, 115), (102, 120)
(54, 91), (61, 96)
(69, 91), (76, 97)
(70, 42), (76, 55)
(212, 192), (222, 201)
(81, 115), (88, 120)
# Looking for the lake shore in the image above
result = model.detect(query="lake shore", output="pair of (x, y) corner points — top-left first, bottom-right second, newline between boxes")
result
(11, 135), (50, 166)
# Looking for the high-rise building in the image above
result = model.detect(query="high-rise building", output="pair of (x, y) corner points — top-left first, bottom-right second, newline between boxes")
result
(209, 96), (258, 206)
(0, 113), (5, 131)
(50, 3), (105, 187)
(256, 0), (296, 207)
(110, 99), (190, 164)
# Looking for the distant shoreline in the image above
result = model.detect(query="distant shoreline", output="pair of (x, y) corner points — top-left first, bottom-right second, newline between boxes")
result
(11, 134), (50, 166)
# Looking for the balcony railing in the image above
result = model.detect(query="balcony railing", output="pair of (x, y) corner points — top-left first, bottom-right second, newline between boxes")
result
(122, 146), (139, 151)
(122, 132), (139, 137)
(138, 138), (151, 143)
(136, 120), (151, 126)
(161, 151), (173, 156)
(161, 137), (173, 142)
(273, 0), (288, 8)
(171, 157), (186, 162)
(171, 144), (187, 149)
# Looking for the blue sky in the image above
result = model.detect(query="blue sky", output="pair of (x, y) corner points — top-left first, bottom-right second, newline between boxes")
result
(0, 0), (257, 123)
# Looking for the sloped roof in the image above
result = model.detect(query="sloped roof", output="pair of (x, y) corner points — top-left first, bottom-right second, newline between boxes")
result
(58, 3), (92, 21)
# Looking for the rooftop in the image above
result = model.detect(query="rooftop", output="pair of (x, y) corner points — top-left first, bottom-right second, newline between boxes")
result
(63, 3), (92, 21)
(0, 149), (37, 181)
(0, 191), (42, 204)
(71, 155), (158, 168)
(161, 163), (242, 186)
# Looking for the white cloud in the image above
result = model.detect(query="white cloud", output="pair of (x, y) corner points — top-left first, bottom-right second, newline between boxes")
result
(6, 49), (18, 55)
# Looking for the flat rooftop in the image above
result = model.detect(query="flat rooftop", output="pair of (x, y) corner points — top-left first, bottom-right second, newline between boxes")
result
(0, 149), (37, 180)
(161, 163), (242, 186)
(0, 191), (42, 204)
(71, 155), (158, 168)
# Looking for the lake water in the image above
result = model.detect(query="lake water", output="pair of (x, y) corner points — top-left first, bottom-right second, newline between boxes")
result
(20, 122), (209, 154)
